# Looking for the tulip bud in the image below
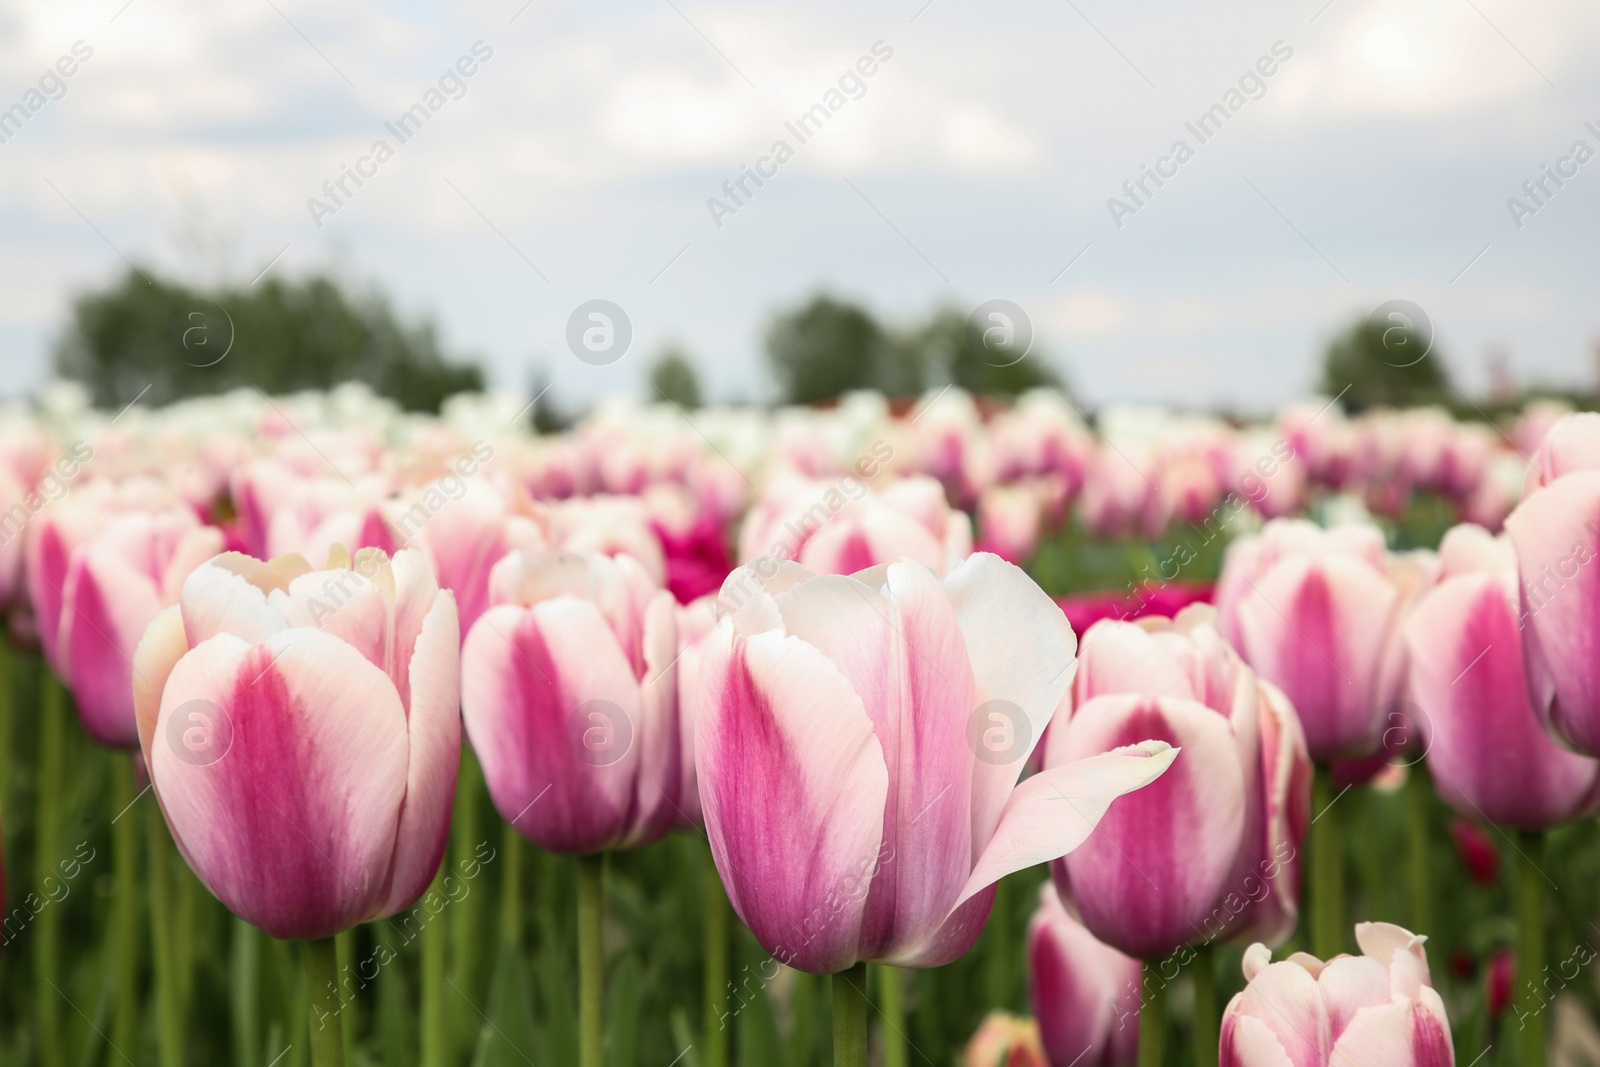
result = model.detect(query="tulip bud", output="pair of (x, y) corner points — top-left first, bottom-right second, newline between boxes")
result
(963, 1012), (1049, 1067)
(1448, 819), (1499, 886)
(1486, 948), (1515, 1025)
(1220, 923), (1454, 1066)
(1028, 882), (1139, 1067)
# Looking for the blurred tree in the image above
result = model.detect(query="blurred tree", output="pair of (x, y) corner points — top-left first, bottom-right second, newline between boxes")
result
(54, 267), (483, 412)
(765, 295), (916, 404)
(1320, 311), (1451, 412)
(910, 308), (1062, 397)
(648, 346), (702, 409)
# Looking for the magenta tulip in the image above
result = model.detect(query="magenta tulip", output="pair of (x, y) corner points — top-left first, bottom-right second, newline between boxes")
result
(1028, 881), (1139, 1067)
(461, 548), (681, 854)
(131, 548), (461, 939)
(1220, 922), (1454, 1066)
(695, 553), (1177, 974)
(1405, 524), (1600, 828)
(1047, 607), (1311, 957)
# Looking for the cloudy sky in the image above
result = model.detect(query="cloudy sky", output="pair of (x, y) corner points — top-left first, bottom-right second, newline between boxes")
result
(2, 0), (1598, 412)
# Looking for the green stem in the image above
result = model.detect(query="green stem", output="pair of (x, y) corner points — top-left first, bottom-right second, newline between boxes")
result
(1406, 763), (1433, 942)
(984, 874), (1011, 1008)
(420, 865), (447, 1067)
(0, 639), (13, 833)
(111, 755), (141, 1058)
(703, 843), (730, 1067)
(336, 928), (357, 1063)
(579, 853), (606, 1067)
(34, 671), (64, 1067)
(306, 936), (346, 1067)
(1139, 960), (1166, 1067)
(451, 751), (483, 1045)
(1514, 830), (1546, 1067)
(145, 801), (184, 1067)
(1192, 945), (1218, 1067)
(499, 821), (522, 948)
(231, 917), (260, 1067)
(831, 962), (869, 1067)
(878, 965), (907, 1067)
(1311, 763), (1345, 959)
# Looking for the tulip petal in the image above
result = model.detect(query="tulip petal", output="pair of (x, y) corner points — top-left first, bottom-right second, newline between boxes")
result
(1406, 572), (1600, 828)
(1326, 1002), (1438, 1067)
(61, 552), (161, 748)
(1231, 960), (1329, 1067)
(1050, 694), (1246, 958)
(776, 563), (980, 959)
(369, 590), (462, 919)
(1220, 1012), (1297, 1067)
(697, 626), (888, 974)
(180, 553), (301, 647)
(954, 739), (1178, 911)
(134, 603), (190, 764)
(1236, 555), (1397, 759)
(461, 599), (640, 854)
(1505, 474), (1600, 754)
(151, 630), (408, 940)
(944, 552), (1079, 851)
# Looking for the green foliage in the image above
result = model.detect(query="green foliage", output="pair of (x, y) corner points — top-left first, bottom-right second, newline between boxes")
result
(908, 307), (1061, 397)
(649, 347), (703, 409)
(53, 267), (483, 412)
(765, 295), (900, 405)
(1319, 312), (1450, 413)
(765, 296), (1063, 405)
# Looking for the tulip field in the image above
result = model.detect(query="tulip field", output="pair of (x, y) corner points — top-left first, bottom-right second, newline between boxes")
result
(5, 381), (1600, 1067)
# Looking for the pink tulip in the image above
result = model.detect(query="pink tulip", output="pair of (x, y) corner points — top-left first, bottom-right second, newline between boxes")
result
(976, 484), (1044, 565)
(1028, 881), (1139, 1067)
(406, 482), (548, 641)
(1047, 607), (1311, 957)
(1405, 524), (1600, 828)
(545, 496), (668, 585)
(695, 553), (1177, 974)
(964, 1012), (1050, 1067)
(1215, 520), (1408, 761)
(1220, 922), (1454, 1066)
(57, 509), (224, 748)
(1504, 462), (1600, 756)
(131, 548), (461, 939)
(1523, 411), (1600, 492)
(737, 473), (970, 577)
(461, 549), (681, 854)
